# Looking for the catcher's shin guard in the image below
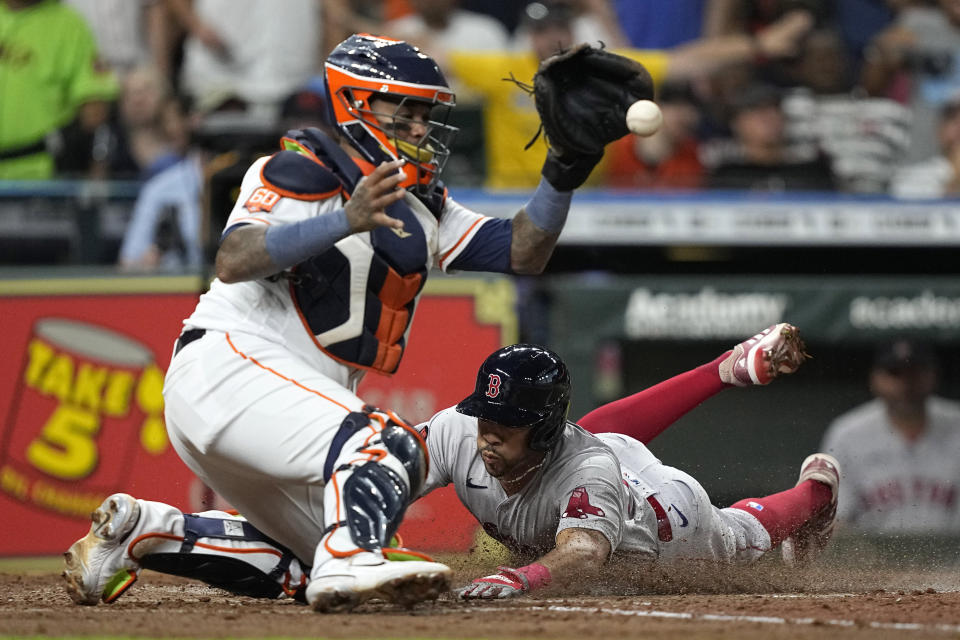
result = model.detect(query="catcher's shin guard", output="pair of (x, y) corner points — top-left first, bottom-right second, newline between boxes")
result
(138, 513), (308, 599)
(341, 462), (409, 551)
(319, 407), (427, 557)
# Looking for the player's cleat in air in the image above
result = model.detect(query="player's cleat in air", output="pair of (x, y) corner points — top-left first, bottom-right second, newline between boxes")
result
(719, 322), (810, 386)
(781, 453), (841, 567)
(63, 493), (142, 605)
(306, 551), (451, 613)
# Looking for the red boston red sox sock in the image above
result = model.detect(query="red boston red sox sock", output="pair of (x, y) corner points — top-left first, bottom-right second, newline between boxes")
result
(578, 353), (728, 445)
(730, 480), (833, 546)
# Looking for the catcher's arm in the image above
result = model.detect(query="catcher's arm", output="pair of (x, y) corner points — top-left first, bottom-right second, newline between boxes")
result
(508, 207), (561, 274)
(456, 528), (609, 599)
(505, 45), (656, 272)
(216, 160), (406, 283)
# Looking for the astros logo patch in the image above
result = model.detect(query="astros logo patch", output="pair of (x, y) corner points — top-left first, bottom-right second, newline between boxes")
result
(485, 374), (501, 398)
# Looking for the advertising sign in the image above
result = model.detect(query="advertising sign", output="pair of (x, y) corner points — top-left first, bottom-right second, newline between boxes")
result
(0, 275), (514, 555)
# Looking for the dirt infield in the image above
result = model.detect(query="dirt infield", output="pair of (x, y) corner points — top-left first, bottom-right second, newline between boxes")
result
(2, 557), (959, 640)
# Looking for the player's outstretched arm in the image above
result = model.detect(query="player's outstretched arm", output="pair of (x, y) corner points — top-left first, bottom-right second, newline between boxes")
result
(578, 355), (728, 444)
(216, 160), (407, 283)
(578, 323), (810, 444)
(456, 528), (609, 600)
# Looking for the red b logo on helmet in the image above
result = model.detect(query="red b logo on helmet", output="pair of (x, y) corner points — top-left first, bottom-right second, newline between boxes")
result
(485, 374), (501, 398)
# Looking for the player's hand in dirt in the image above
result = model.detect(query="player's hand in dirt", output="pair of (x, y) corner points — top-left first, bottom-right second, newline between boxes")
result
(456, 566), (531, 599)
(344, 160), (407, 233)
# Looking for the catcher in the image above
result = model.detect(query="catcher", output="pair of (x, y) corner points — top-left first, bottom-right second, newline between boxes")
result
(61, 35), (654, 613)
(416, 324), (841, 599)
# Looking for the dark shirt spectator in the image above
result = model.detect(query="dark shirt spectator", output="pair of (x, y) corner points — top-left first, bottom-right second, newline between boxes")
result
(58, 64), (181, 179)
(778, 29), (911, 193)
(705, 83), (836, 191)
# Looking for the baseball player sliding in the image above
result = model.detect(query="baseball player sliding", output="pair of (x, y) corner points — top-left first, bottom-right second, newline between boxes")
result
(62, 33), (652, 614)
(418, 324), (840, 599)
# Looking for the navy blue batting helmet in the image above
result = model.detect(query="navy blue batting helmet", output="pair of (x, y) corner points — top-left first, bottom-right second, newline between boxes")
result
(324, 34), (458, 194)
(456, 344), (571, 452)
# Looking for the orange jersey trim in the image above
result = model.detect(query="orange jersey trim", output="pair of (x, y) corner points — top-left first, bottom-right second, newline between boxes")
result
(224, 332), (353, 413)
(438, 217), (487, 270)
(229, 216), (273, 226)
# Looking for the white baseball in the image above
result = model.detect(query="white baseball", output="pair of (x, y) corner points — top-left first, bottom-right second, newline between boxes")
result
(625, 100), (663, 137)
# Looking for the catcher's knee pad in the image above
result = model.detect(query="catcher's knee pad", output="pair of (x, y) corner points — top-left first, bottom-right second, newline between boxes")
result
(324, 406), (427, 485)
(340, 461), (409, 551)
(139, 514), (306, 599)
(380, 421), (428, 497)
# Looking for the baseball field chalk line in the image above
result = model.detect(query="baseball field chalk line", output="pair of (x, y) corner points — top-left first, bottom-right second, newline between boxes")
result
(465, 603), (960, 635)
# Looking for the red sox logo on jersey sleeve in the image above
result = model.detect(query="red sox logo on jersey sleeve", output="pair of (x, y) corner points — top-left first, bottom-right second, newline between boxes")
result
(485, 374), (502, 398)
(562, 486), (605, 519)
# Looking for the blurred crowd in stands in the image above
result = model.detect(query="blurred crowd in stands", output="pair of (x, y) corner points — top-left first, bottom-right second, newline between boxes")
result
(5, 0), (960, 267)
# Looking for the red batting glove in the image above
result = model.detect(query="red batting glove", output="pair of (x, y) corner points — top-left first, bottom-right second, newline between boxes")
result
(456, 563), (551, 600)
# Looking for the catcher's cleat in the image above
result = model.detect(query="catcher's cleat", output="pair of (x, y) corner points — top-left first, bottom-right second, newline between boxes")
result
(306, 551), (451, 613)
(63, 493), (142, 605)
(719, 322), (810, 387)
(781, 453), (841, 567)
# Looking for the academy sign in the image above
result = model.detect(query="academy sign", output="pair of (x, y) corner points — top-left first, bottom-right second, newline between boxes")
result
(624, 287), (789, 339)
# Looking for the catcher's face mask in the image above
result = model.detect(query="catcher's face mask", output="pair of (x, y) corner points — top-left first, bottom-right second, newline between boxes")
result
(324, 34), (458, 194)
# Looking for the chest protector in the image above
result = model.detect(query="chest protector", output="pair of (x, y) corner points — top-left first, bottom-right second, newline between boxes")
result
(262, 128), (445, 374)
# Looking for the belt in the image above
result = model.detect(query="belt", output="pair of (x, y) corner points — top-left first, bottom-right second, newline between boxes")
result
(174, 328), (206, 356)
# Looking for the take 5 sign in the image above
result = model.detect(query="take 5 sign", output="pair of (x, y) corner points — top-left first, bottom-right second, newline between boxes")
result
(4, 318), (168, 519)
(0, 275), (513, 556)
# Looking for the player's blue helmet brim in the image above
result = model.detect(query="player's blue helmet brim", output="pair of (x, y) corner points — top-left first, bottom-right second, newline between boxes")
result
(457, 344), (571, 452)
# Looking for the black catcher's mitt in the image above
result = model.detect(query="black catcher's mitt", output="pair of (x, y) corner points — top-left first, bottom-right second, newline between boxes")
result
(533, 43), (655, 157)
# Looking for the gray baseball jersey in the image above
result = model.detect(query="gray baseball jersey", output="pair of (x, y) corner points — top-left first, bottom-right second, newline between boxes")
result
(822, 396), (960, 534)
(419, 408), (658, 557)
(418, 407), (772, 564)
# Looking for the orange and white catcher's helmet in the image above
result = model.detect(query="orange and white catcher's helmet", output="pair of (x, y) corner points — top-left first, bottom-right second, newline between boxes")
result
(324, 33), (458, 194)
